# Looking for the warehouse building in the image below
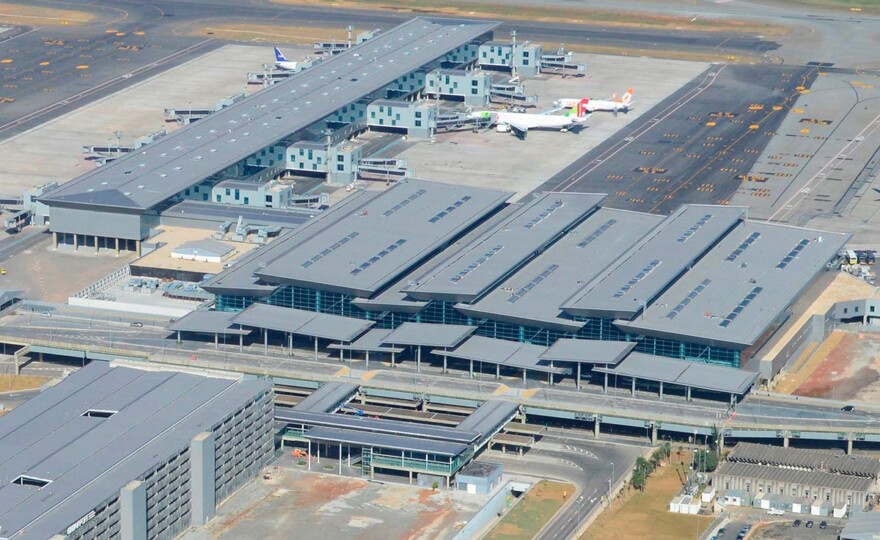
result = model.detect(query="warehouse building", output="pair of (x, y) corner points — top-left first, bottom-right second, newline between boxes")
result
(39, 17), (501, 254)
(196, 179), (847, 373)
(0, 361), (273, 540)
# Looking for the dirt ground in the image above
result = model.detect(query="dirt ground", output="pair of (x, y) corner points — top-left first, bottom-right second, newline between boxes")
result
(581, 452), (712, 540)
(0, 2), (94, 26)
(0, 374), (48, 391)
(485, 480), (573, 540)
(792, 331), (880, 402)
(181, 457), (486, 540)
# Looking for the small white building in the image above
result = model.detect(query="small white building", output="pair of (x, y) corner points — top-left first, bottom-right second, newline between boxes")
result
(211, 179), (292, 208)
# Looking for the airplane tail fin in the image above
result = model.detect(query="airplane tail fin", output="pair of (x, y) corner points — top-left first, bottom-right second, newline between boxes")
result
(577, 98), (590, 118)
(621, 88), (634, 105)
(274, 47), (287, 62)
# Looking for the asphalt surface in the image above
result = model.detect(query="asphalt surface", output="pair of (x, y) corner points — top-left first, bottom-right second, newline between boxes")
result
(537, 64), (817, 214)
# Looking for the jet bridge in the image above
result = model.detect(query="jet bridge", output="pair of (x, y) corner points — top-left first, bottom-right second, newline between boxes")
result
(83, 130), (167, 166)
(434, 112), (495, 132)
(489, 83), (537, 105)
(540, 50), (586, 75)
(357, 158), (412, 182)
(164, 93), (245, 125)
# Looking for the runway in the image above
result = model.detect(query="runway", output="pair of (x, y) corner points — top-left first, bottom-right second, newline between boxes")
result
(536, 64), (817, 214)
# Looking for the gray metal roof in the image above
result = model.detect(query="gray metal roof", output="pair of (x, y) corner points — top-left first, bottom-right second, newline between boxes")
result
(0, 289), (23, 306)
(404, 192), (605, 302)
(381, 322), (476, 348)
(840, 509), (880, 540)
(231, 303), (373, 342)
(716, 461), (873, 493)
(0, 362), (270, 540)
(456, 401), (518, 436)
(167, 310), (250, 335)
(539, 339), (634, 365)
(161, 201), (312, 229)
(303, 426), (468, 457)
(275, 409), (479, 443)
(41, 17), (500, 211)
(327, 329), (405, 353)
(432, 336), (567, 374)
(254, 179), (512, 297)
(201, 189), (378, 296)
(728, 442), (880, 479)
(617, 222), (849, 348)
(562, 205), (747, 319)
(293, 382), (359, 413)
(594, 352), (758, 394)
(456, 208), (664, 331)
(173, 239), (234, 259)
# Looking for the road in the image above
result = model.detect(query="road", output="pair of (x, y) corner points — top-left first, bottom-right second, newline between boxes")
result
(7, 304), (880, 436)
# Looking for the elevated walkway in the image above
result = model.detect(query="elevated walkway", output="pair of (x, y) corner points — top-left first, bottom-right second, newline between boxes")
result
(293, 381), (359, 413)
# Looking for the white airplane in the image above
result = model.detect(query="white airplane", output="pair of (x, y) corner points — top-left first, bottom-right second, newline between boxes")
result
(554, 88), (634, 115)
(470, 99), (591, 138)
(273, 47), (299, 71)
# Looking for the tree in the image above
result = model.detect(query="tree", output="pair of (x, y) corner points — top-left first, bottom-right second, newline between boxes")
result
(631, 469), (646, 492)
(636, 456), (654, 477)
(694, 449), (719, 472)
(663, 441), (672, 461)
(677, 445), (684, 463)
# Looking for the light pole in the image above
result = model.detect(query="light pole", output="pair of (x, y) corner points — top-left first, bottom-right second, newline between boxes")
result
(608, 461), (615, 503)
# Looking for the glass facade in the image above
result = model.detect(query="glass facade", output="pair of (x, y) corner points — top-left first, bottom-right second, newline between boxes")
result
(216, 289), (742, 367)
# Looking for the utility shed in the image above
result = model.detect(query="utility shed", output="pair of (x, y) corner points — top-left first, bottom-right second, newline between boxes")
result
(171, 239), (235, 263)
(456, 462), (503, 494)
(0, 361), (273, 540)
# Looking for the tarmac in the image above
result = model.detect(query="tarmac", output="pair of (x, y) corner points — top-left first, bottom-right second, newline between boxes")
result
(537, 64), (817, 214)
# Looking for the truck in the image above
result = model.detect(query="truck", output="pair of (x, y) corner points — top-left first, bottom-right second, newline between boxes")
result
(847, 249), (858, 265)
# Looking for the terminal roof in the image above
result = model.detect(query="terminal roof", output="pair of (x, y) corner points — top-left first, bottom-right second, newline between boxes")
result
(432, 336), (567, 374)
(162, 201), (310, 230)
(327, 329), (405, 354)
(254, 179), (512, 297)
(293, 382), (359, 414)
(617, 222), (849, 348)
(304, 426), (468, 457)
(404, 192), (605, 302)
(539, 339), (634, 365)
(275, 409), (479, 444)
(456, 400), (518, 436)
(594, 352), (759, 395)
(232, 303), (373, 342)
(41, 17), (500, 211)
(562, 205), (747, 319)
(456, 208), (664, 331)
(382, 322), (476, 348)
(0, 362), (269, 540)
(167, 310), (250, 335)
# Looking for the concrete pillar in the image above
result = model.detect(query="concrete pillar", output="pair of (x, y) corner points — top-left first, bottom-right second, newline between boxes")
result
(135, 240), (141, 257)
(115, 237), (120, 256)
(416, 345), (421, 372)
(391, 351), (396, 367)
(73, 233), (78, 251)
(522, 369), (527, 386)
(176, 330), (181, 344)
(577, 363), (581, 390)
(95, 236), (99, 253)
(339, 342), (344, 362)
(496, 363), (500, 379)
(288, 333), (293, 356)
(263, 329), (268, 353)
(52, 231), (58, 249)
(604, 372), (608, 393)
(847, 434), (854, 455)
(783, 431), (790, 448)
(469, 359), (473, 378)
(659, 381), (664, 400)
(190, 432), (216, 525)
(686, 386), (692, 401)
(339, 443), (343, 474)
(365, 350), (370, 369)
(594, 417), (600, 438)
(307, 439), (312, 471)
(718, 432), (725, 454)
(239, 332), (243, 352)
(120, 480), (147, 540)
(631, 377), (636, 396)
(314, 337), (319, 360)
(443, 356), (447, 374)
(651, 424), (658, 445)
(214, 333), (218, 349)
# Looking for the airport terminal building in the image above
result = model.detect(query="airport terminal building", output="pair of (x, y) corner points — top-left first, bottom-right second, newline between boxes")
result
(196, 178), (847, 372)
(0, 362), (273, 540)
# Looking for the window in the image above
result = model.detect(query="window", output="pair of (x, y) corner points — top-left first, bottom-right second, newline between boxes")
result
(523, 51), (530, 57)
(337, 164), (345, 171)
(12, 475), (50, 488)
(338, 154), (344, 162)
(872, 305), (876, 313)
(225, 188), (231, 196)
(844, 308), (848, 314)
(415, 111), (422, 118)
(370, 111), (376, 119)
(317, 157), (322, 164)
(472, 80), (478, 87)
(184, 188), (190, 196)
(523, 59), (529, 66)
(216, 195), (221, 202)
(856, 306), (860, 313)
(203, 194), (208, 201)
(243, 197), (249, 205)
(415, 120), (422, 127)
(265, 195), (273, 203)
(471, 89), (478, 95)
(307, 150), (313, 159)
(234, 189), (240, 200)
(82, 409), (116, 418)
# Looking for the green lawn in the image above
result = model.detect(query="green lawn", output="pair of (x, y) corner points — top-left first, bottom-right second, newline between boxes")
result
(485, 480), (574, 540)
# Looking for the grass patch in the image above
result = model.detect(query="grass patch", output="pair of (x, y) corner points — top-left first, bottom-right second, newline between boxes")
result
(270, 0), (789, 37)
(485, 480), (574, 540)
(581, 452), (712, 540)
(322, 464), (334, 471)
(193, 23), (362, 45)
(0, 374), (49, 392)
(764, 0), (880, 12)
(0, 2), (94, 26)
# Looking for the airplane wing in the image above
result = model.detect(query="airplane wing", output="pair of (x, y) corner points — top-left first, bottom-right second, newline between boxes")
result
(508, 122), (529, 138)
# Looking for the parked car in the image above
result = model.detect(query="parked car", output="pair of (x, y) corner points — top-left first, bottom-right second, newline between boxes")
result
(819, 520), (828, 529)
(806, 520), (814, 528)
(793, 519), (802, 527)
(842, 404), (856, 412)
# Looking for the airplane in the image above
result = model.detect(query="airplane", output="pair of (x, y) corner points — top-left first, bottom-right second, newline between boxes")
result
(553, 88), (634, 115)
(469, 99), (591, 138)
(273, 47), (299, 71)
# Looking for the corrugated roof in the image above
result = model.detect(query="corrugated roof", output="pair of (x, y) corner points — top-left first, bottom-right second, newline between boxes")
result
(716, 461), (873, 493)
(254, 179), (512, 297)
(304, 426), (468, 457)
(456, 401), (518, 437)
(405, 192), (604, 302)
(618, 222), (850, 348)
(539, 339), (634, 365)
(562, 205), (746, 319)
(293, 382), (359, 413)
(432, 336), (567, 374)
(841, 509), (880, 540)
(594, 352), (758, 394)
(0, 362), (270, 539)
(231, 303), (373, 342)
(41, 18), (501, 211)
(327, 329), (405, 353)
(728, 442), (880, 478)
(167, 310), (250, 335)
(381, 322), (476, 348)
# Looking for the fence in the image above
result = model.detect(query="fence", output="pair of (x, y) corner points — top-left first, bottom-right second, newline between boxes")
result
(71, 265), (130, 299)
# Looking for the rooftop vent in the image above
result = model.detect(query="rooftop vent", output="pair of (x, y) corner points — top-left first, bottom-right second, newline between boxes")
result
(82, 409), (117, 419)
(12, 475), (50, 488)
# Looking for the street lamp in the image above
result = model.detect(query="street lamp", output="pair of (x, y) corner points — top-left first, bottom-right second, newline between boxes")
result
(607, 461), (615, 502)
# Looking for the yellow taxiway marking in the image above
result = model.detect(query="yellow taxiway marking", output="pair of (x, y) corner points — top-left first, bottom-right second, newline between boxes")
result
(705, 121), (716, 127)
(0, 59), (12, 64)
(76, 64), (88, 69)
(334, 366), (349, 377)
(800, 128), (810, 134)
(491, 384), (509, 396)
(39, 61), (50, 66)
(521, 389), (539, 399)
(361, 371), (378, 381)
(749, 124), (760, 130)
(792, 108), (804, 113)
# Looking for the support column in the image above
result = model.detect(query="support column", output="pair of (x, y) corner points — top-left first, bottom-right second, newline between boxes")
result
(135, 239), (141, 257)
(190, 432), (216, 525)
(115, 237), (120, 256)
(631, 377), (636, 396)
(443, 356), (447, 374)
(594, 417), (600, 438)
(659, 381), (664, 400)
(416, 345), (421, 373)
(73, 234), (78, 251)
(496, 363), (500, 380)
(339, 342), (344, 362)
(52, 231), (58, 249)
(577, 363), (581, 390)
(288, 333), (293, 356)
(469, 360), (473, 378)
(651, 423), (658, 445)
(239, 332), (243, 352)
(308, 440), (312, 471)
(214, 333), (218, 349)
(120, 480), (147, 540)
(314, 337), (318, 360)
(604, 372), (608, 394)
(263, 329), (268, 354)
(365, 351), (370, 369)
(339, 443), (343, 474)
(391, 351), (396, 367)
(95, 236), (99, 253)
(847, 434), (854, 455)
(783, 431), (790, 448)
(177, 330), (181, 344)
(522, 369), (527, 386)
(718, 431), (725, 454)
(687, 386), (692, 401)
